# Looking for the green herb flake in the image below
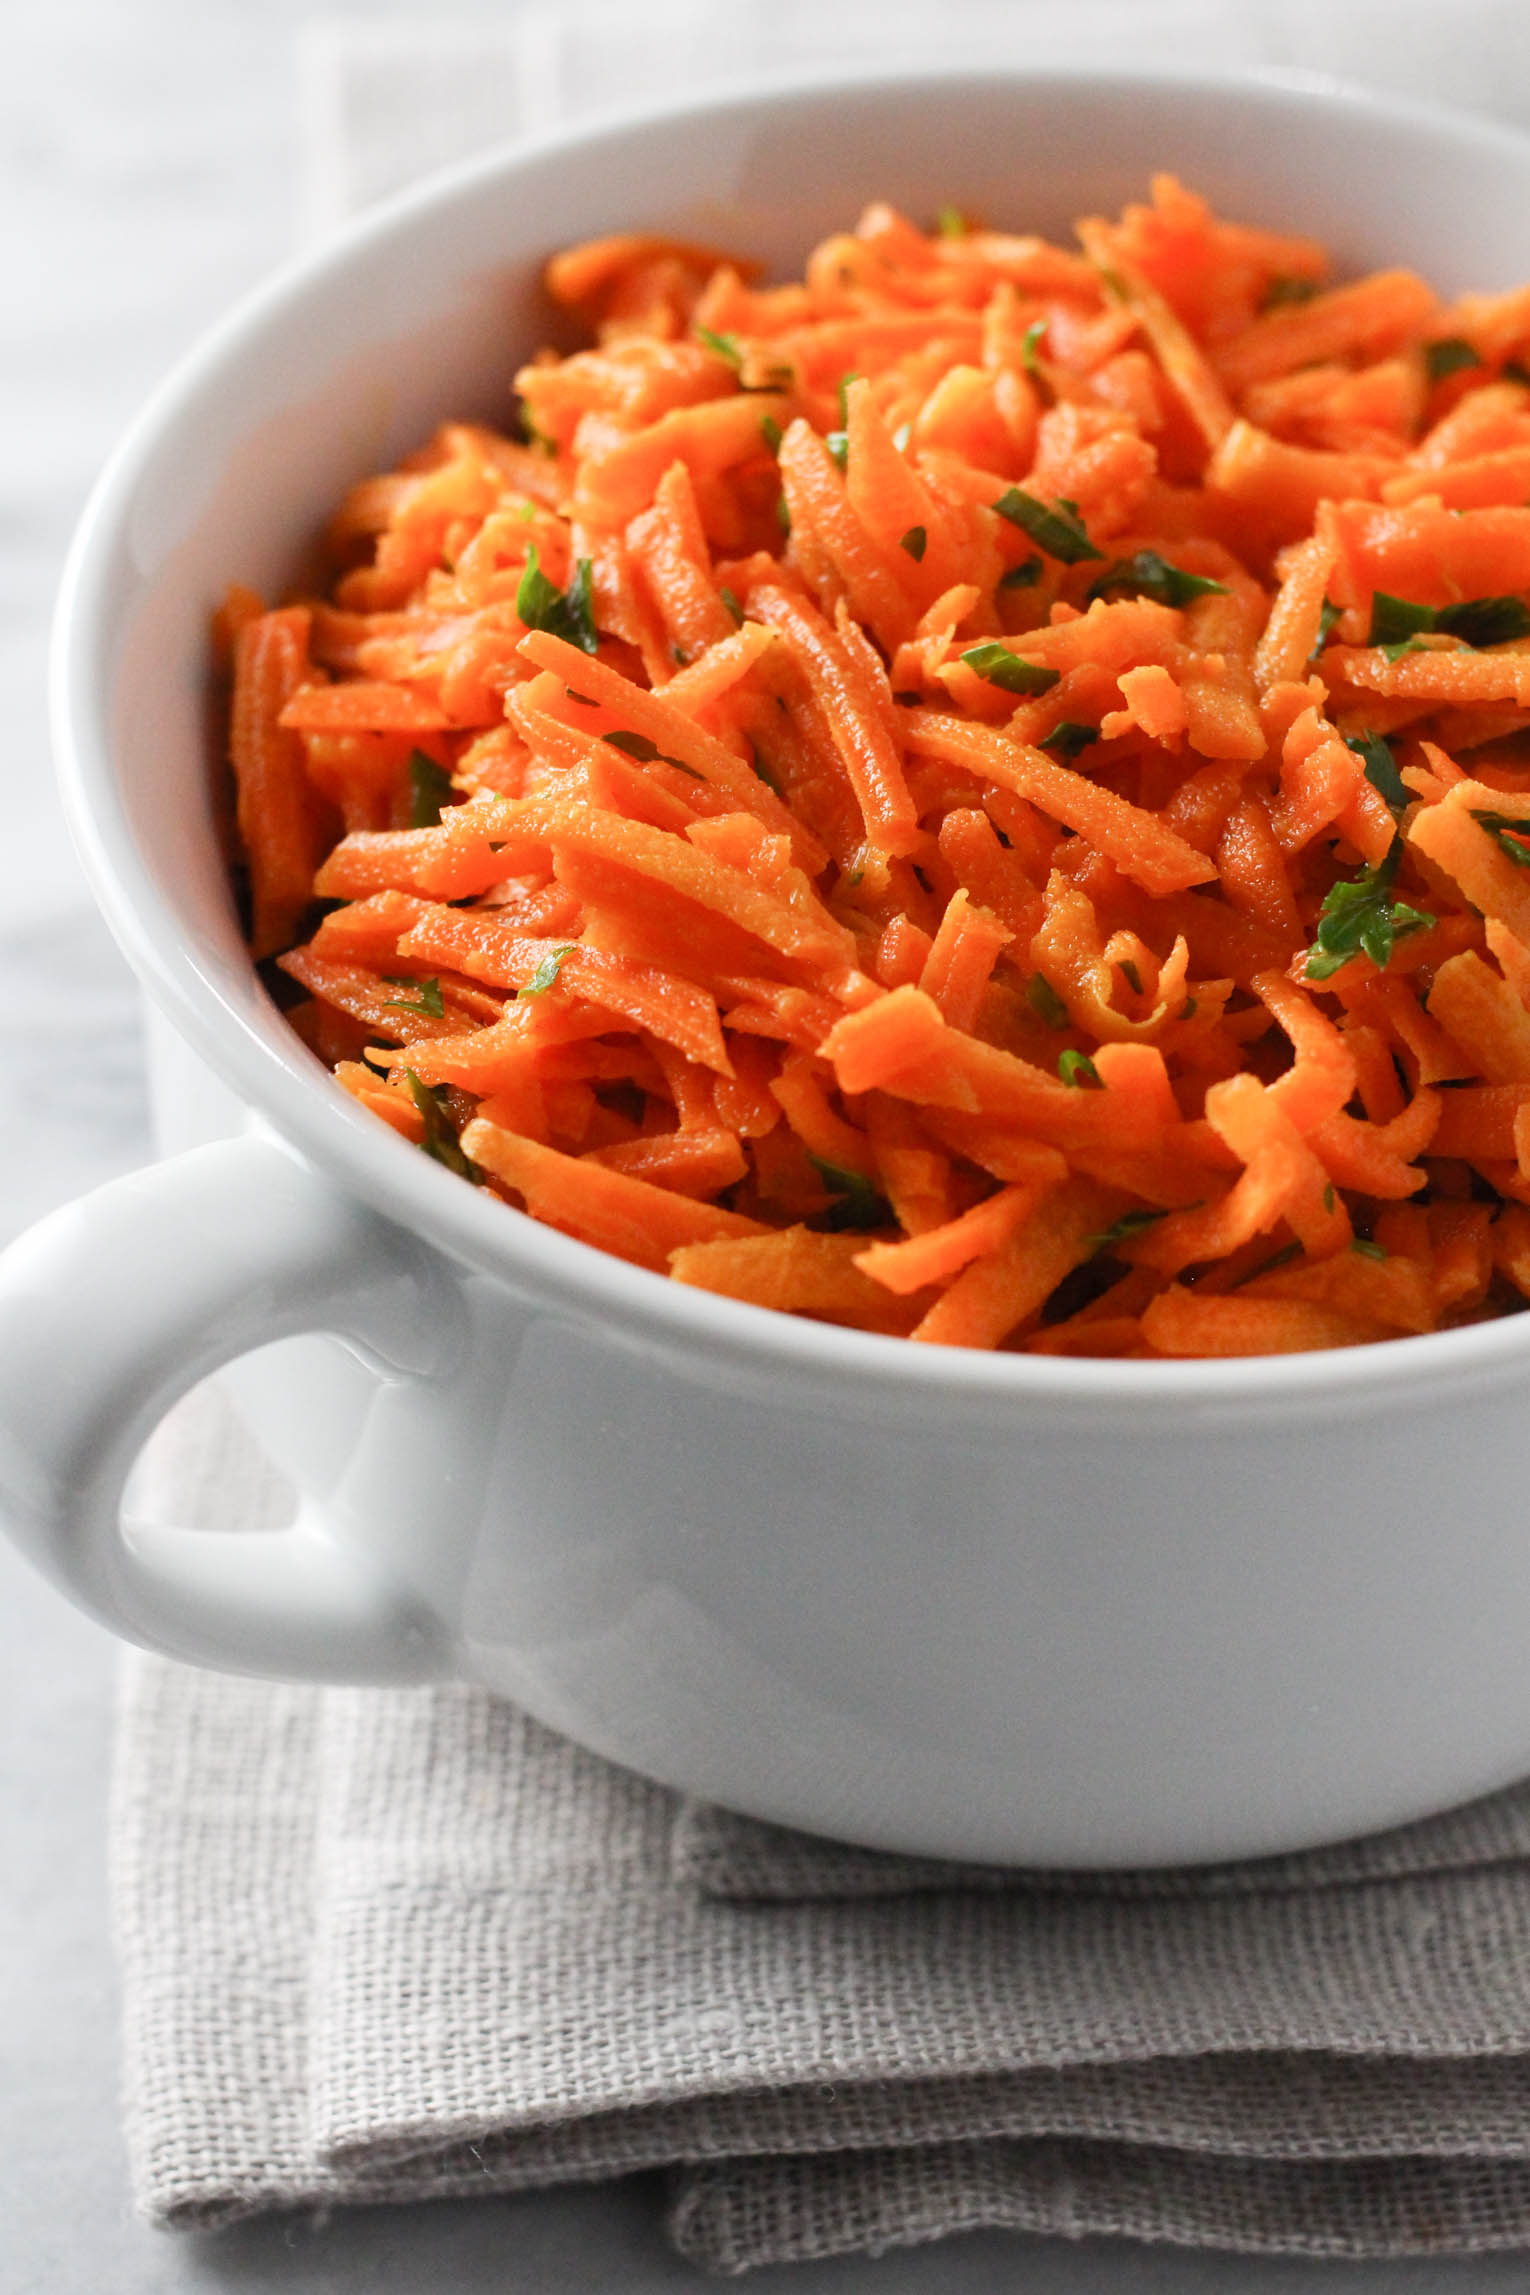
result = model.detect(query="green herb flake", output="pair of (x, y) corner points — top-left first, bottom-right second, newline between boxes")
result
(1087, 1208), (1169, 1255)
(717, 586), (744, 628)
(1117, 958), (1144, 996)
(1437, 595), (1530, 647)
(1058, 1048), (1101, 1088)
(1027, 974), (1070, 1029)
(992, 486), (1103, 564)
(516, 547), (598, 655)
(1020, 318), (1047, 374)
(521, 945), (576, 998)
(1345, 730), (1408, 814)
(999, 554), (1044, 591)
(1039, 720), (1099, 762)
(510, 399), (557, 457)
(1231, 1239), (1304, 1286)
(1382, 637), (1430, 663)
(1352, 1238), (1389, 1261)
(1312, 596), (1343, 657)
(1087, 548), (1230, 609)
(601, 730), (662, 761)
(1304, 843), (1435, 982)
(697, 325), (743, 368)
(1424, 336), (1483, 384)
(1367, 590), (1530, 651)
(404, 1072), (482, 1182)
(381, 975), (446, 1020)
(760, 414), (784, 454)
(961, 641), (1060, 697)
(807, 1155), (894, 1233)
(1260, 273), (1321, 311)
(1365, 591), (1437, 648)
(899, 525), (928, 562)
(936, 204), (966, 239)
(1472, 811), (1530, 868)
(776, 492), (791, 535)
(826, 431), (849, 470)
(1323, 1183), (1337, 1214)
(406, 749), (454, 828)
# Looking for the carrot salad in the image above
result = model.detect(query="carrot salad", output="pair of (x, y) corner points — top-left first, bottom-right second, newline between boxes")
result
(223, 176), (1530, 1356)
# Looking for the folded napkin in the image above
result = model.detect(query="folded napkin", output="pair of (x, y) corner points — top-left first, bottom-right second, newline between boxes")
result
(113, 6), (1530, 2272)
(114, 1383), (1530, 2273)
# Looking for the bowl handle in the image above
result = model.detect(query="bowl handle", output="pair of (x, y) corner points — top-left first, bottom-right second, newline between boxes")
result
(0, 1131), (458, 1682)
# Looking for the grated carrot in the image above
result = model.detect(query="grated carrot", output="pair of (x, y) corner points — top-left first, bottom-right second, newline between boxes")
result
(224, 174), (1530, 1354)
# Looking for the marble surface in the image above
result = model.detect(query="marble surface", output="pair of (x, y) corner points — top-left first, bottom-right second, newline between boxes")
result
(14, 4), (1530, 2289)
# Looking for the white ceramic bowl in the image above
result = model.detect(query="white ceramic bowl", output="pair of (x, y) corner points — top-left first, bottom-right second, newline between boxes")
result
(9, 66), (1530, 1867)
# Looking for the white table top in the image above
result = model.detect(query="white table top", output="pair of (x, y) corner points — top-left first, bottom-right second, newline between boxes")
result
(11, 4), (1530, 2288)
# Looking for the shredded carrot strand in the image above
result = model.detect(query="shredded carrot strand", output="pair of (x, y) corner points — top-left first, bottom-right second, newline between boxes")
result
(225, 179), (1530, 1354)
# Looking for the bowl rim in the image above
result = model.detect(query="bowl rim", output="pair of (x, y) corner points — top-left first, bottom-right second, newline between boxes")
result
(51, 56), (1530, 1412)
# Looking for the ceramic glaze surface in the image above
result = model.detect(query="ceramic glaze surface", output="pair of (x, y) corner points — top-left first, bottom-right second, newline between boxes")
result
(14, 68), (1530, 1863)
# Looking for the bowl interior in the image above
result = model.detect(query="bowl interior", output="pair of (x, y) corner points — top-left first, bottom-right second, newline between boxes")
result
(55, 66), (1530, 1396)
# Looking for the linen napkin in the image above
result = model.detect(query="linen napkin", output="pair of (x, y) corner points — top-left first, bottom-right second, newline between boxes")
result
(114, 2), (1530, 2274)
(116, 1377), (1530, 2274)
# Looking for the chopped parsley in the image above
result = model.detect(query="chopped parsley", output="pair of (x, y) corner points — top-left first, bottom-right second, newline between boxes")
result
(936, 204), (966, 239)
(1304, 844), (1434, 981)
(961, 641), (1060, 697)
(404, 1073), (482, 1182)
(899, 525), (928, 561)
(406, 749), (454, 828)
(1366, 593), (1438, 649)
(1058, 1048), (1101, 1088)
(697, 325), (743, 368)
(1027, 974), (1070, 1029)
(1039, 720), (1099, 761)
(719, 586), (744, 625)
(382, 976), (445, 1020)
(520, 945), (576, 997)
(760, 414), (783, 454)
(509, 400), (556, 456)
(1352, 1238), (1389, 1261)
(1311, 596), (1343, 659)
(1366, 590), (1530, 651)
(1473, 811), (1530, 868)
(516, 547), (598, 654)
(826, 373), (860, 470)
(1424, 336), (1482, 384)
(999, 555), (1044, 590)
(601, 730), (661, 761)
(1087, 549), (1230, 610)
(1020, 318), (1047, 374)
(807, 1155), (893, 1232)
(992, 487), (1103, 564)
(1087, 1208), (1169, 1255)
(1345, 729), (1408, 814)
